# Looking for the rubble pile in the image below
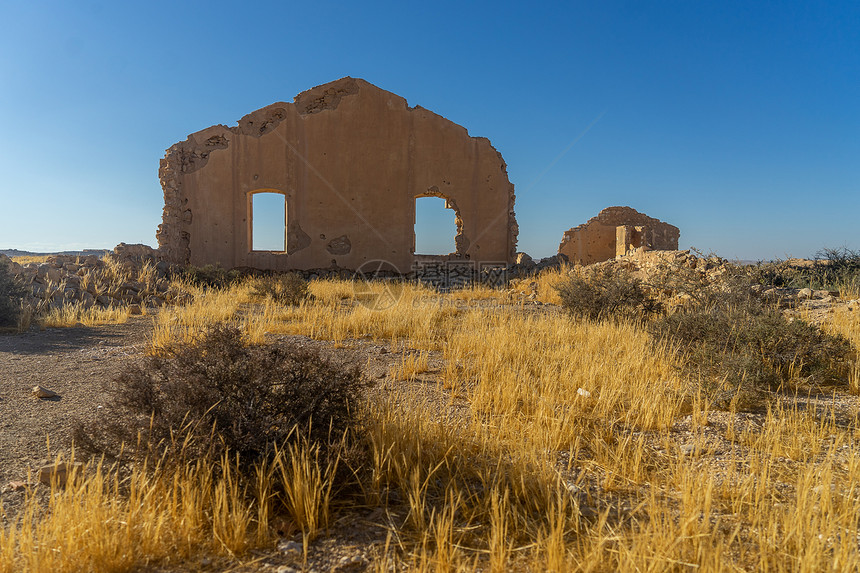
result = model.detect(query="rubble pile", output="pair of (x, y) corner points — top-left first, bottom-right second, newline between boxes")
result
(0, 243), (179, 312)
(590, 249), (855, 315)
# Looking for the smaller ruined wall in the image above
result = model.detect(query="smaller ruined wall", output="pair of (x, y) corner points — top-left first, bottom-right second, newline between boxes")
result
(558, 206), (679, 265)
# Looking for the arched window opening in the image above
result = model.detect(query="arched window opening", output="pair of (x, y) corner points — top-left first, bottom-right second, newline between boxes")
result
(251, 192), (286, 252)
(414, 196), (457, 255)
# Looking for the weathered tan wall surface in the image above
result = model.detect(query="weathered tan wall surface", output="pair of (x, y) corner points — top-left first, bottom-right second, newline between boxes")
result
(157, 78), (517, 271)
(558, 206), (679, 265)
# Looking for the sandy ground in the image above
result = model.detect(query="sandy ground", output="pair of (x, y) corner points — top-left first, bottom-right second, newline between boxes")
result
(0, 320), (151, 487)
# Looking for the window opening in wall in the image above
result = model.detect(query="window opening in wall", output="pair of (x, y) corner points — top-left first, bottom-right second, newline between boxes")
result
(414, 196), (457, 255)
(251, 192), (286, 252)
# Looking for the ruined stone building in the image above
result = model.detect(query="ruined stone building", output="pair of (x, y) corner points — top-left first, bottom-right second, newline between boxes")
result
(157, 77), (518, 273)
(558, 206), (679, 265)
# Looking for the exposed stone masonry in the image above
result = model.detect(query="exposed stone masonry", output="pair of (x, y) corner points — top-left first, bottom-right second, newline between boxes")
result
(558, 206), (679, 265)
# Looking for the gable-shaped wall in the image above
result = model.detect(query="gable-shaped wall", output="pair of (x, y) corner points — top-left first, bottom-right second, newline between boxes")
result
(157, 77), (518, 272)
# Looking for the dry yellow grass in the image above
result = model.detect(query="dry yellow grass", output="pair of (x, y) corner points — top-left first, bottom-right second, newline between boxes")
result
(0, 438), (340, 573)
(506, 264), (569, 305)
(837, 280), (860, 300)
(42, 302), (132, 328)
(148, 281), (257, 353)
(388, 349), (431, 381)
(5, 270), (860, 571)
(9, 255), (51, 265)
(818, 305), (860, 392)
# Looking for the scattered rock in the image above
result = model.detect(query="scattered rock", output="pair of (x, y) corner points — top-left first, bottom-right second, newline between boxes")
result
(515, 252), (533, 265)
(128, 304), (142, 315)
(37, 461), (84, 487)
(564, 481), (581, 494)
(335, 555), (368, 571)
(577, 388), (591, 398)
(4, 481), (28, 492)
(32, 385), (59, 399)
(277, 540), (302, 555)
(113, 242), (158, 262)
(271, 516), (296, 537)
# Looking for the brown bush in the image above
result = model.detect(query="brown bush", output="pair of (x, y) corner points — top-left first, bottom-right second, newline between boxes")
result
(249, 272), (310, 305)
(75, 324), (368, 468)
(555, 265), (661, 321)
(650, 284), (855, 408)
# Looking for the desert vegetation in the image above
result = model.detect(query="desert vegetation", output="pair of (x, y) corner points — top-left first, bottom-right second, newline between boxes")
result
(2, 252), (860, 571)
(0, 258), (27, 329)
(747, 247), (860, 297)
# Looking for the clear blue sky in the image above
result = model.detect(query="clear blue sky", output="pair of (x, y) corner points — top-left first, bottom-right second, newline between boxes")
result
(1, 1), (857, 261)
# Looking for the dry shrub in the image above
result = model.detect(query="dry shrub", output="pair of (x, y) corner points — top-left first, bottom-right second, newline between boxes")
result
(555, 265), (661, 321)
(249, 272), (310, 306)
(814, 246), (860, 294)
(745, 247), (860, 293)
(650, 286), (855, 407)
(175, 264), (242, 290)
(75, 324), (368, 468)
(0, 257), (27, 328)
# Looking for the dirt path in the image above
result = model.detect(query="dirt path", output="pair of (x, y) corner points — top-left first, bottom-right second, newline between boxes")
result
(0, 319), (152, 488)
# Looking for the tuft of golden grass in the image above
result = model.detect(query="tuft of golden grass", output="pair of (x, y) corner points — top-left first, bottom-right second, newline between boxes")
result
(274, 438), (340, 549)
(43, 302), (131, 328)
(388, 349), (431, 381)
(837, 279), (860, 300)
(148, 281), (256, 353)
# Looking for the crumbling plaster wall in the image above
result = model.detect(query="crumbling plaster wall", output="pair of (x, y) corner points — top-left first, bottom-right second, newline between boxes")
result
(157, 77), (518, 272)
(558, 206), (679, 265)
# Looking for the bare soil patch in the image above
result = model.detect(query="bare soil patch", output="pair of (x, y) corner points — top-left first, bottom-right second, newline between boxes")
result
(0, 319), (151, 486)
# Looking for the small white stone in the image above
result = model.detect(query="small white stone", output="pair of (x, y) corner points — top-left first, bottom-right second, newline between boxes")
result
(577, 388), (591, 398)
(277, 540), (302, 554)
